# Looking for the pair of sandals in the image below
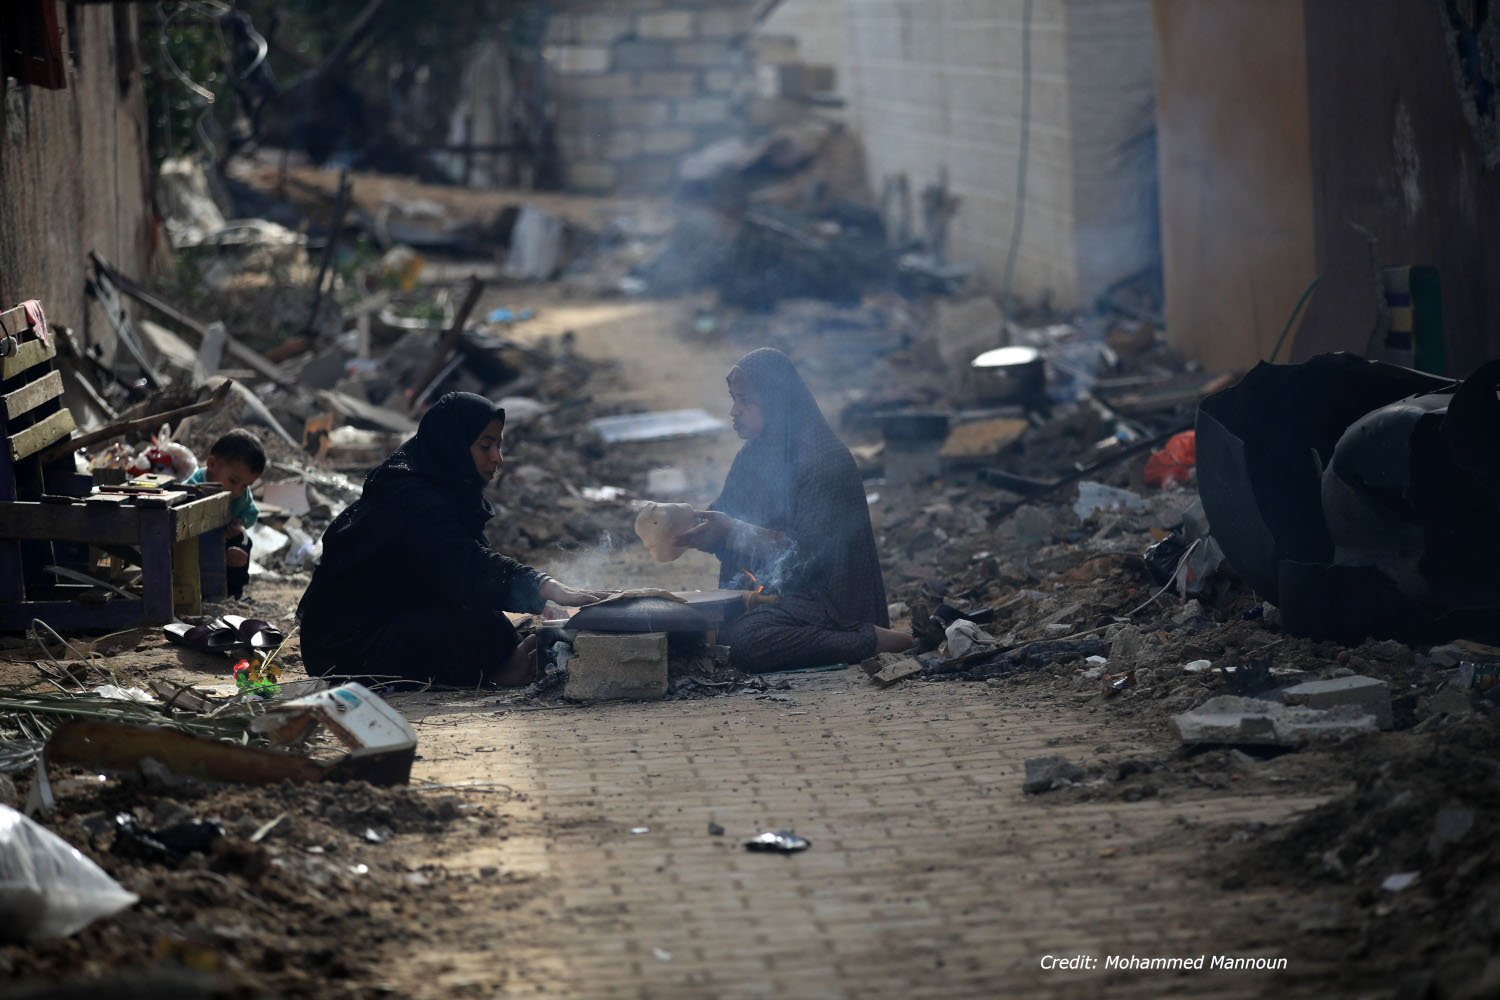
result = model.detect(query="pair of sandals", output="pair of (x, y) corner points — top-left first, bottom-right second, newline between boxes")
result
(164, 615), (286, 655)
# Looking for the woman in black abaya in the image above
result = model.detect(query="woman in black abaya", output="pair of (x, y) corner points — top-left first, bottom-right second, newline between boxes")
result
(298, 392), (602, 687)
(677, 348), (913, 672)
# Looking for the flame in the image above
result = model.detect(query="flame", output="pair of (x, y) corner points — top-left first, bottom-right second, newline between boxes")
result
(742, 569), (764, 611)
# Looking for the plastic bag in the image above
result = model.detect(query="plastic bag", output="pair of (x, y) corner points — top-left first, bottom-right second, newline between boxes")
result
(0, 804), (138, 942)
(1144, 430), (1196, 489)
(125, 423), (198, 480)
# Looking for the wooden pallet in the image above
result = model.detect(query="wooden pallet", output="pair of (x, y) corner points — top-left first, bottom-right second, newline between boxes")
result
(0, 300), (232, 628)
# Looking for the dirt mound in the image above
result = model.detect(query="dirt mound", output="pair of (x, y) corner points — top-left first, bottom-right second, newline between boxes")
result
(0, 778), (508, 998)
(1226, 715), (1500, 998)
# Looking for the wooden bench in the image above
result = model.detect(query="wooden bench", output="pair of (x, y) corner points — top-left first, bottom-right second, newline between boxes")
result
(0, 301), (232, 630)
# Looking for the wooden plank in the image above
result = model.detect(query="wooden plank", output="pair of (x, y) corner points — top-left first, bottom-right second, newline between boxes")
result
(1, 338), (56, 380)
(172, 492), (233, 541)
(0, 305), (28, 336)
(0, 598), (144, 631)
(140, 508), (173, 624)
(132, 491), (190, 509)
(172, 537), (202, 617)
(8, 409), (75, 462)
(199, 527), (227, 600)
(0, 501), (142, 545)
(2, 370), (63, 419)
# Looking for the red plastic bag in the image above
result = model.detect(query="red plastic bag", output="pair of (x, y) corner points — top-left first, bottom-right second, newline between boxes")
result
(1144, 430), (1196, 489)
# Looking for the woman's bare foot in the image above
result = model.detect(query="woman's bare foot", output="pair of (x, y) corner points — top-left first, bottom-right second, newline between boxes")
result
(492, 634), (539, 687)
(873, 626), (915, 654)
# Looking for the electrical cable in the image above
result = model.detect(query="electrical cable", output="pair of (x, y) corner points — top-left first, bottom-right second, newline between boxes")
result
(1268, 274), (1322, 363)
(1001, 0), (1035, 324)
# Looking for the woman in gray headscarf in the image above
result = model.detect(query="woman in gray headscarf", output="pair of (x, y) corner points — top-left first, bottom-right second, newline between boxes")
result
(677, 348), (913, 671)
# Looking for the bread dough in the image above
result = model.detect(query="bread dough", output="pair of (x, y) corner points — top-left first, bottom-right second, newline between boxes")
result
(635, 502), (696, 562)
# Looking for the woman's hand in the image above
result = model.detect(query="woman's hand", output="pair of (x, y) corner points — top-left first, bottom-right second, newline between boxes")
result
(674, 510), (735, 552)
(539, 579), (609, 607)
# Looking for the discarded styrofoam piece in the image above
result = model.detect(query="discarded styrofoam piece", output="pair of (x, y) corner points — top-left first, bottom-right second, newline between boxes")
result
(944, 619), (995, 657)
(1170, 695), (1381, 747)
(251, 683), (416, 757)
(1073, 481), (1151, 521)
(246, 522), (290, 556)
(259, 480), (311, 516)
(0, 804), (138, 942)
(588, 409), (728, 444)
(1282, 675), (1393, 730)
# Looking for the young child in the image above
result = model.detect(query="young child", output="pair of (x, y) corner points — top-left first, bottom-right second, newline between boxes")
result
(186, 429), (266, 599)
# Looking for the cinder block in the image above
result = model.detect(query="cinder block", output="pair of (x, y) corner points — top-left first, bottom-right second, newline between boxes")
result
(612, 99), (671, 128)
(640, 128), (694, 155)
(748, 34), (798, 64)
(747, 96), (804, 128)
(757, 62), (836, 98)
(547, 45), (611, 75)
(671, 41), (733, 69)
(604, 130), (642, 160)
(554, 101), (613, 131)
(552, 73), (633, 101)
(635, 71), (697, 98)
(613, 40), (675, 72)
(636, 10), (695, 39)
(702, 69), (737, 93)
(566, 161), (617, 192)
(564, 631), (668, 701)
(697, 9), (751, 39)
(1282, 676), (1393, 729)
(614, 155), (677, 191)
(674, 96), (730, 126)
(576, 13), (632, 45)
(545, 14), (579, 44)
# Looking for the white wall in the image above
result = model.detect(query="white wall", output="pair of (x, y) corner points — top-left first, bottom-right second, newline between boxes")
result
(759, 0), (1156, 310)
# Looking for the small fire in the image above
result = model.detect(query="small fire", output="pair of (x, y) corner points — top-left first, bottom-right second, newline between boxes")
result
(742, 569), (764, 611)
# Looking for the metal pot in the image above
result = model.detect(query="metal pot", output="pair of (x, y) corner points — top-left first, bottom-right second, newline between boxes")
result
(970, 346), (1046, 405)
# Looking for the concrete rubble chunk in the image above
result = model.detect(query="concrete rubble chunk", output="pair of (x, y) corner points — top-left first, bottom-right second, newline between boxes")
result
(564, 631), (669, 702)
(1282, 675), (1393, 730)
(862, 653), (922, 686)
(1170, 695), (1380, 748)
(1024, 755), (1085, 794)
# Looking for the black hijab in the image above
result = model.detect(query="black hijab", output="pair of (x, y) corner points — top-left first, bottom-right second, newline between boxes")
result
(322, 392), (504, 558)
(711, 348), (889, 628)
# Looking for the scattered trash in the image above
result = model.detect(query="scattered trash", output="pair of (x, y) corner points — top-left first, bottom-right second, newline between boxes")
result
(629, 827), (651, 835)
(112, 812), (225, 865)
(745, 830), (811, 853)
(944, 619), (996, 657)
(1073, 481), (1151, 521)
(0, 804), (139, 942)
(486, 307), (536, 325)
(707, 822), (725, 836)
(1382, 871), (1420, 892)
(653, 947), (673, 962)
(1143, 430), (1196, 489)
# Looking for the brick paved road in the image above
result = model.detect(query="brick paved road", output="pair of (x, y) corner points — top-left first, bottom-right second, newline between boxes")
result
(387, 672), (1351, 999)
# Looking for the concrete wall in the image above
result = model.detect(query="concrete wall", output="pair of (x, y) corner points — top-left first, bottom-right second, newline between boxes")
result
(1296, 0), (1500, 377)
(835, 0), (1157, 310)
(1151, 0), (1317, 372)
(0, 6), (154, 344)
(546, 0), (757, 192)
